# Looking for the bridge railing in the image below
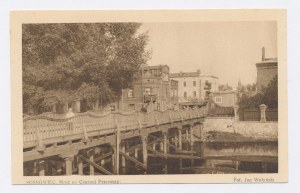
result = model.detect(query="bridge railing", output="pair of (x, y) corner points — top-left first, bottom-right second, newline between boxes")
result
(23, 107), (207, 149)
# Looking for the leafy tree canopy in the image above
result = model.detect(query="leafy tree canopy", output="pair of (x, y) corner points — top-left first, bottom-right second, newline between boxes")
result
(23, 23), (150, 114)
(238, 75), (278, 109)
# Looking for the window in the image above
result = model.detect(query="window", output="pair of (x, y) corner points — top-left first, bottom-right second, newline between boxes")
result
(170, 90), (174, 97)
(184, 92), (187, 98)
(145, 88), (151, 95)
(127, 89), (133, 98)
(184, 81), (186, 87)
(193, 81), (196, 86)
(193, 91), (197, 97)
(215, 97), (222, 103)
(174, 90), (178, 97)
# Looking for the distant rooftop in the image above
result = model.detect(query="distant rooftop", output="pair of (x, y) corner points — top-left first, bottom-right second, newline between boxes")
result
(170, 71), (200, 78)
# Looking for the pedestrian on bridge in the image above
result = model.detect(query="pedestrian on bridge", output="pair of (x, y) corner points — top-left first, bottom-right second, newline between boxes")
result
(66, 108), (75, 131)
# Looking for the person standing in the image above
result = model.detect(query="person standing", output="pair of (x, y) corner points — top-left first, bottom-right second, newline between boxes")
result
(66, 108), (75, 131)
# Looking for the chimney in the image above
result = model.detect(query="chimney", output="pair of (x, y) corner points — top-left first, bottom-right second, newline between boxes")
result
(262, 47), (265, 61)
(197, 69), (201, 75)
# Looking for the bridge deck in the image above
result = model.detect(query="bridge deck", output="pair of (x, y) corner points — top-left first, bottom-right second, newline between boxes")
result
(23, 108), (207, 162)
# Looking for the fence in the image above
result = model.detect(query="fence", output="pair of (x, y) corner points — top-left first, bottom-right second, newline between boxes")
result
(266, 108), (278, 121)
(208, 106), (234, 117)
(239, 108), (278, 121)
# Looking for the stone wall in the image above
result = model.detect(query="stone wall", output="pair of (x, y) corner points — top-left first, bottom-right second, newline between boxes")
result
(203, 117), (278, 141)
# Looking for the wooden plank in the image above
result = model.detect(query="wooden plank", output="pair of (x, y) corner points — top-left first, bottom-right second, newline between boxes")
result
(79, 155), (113, 175)
(24, 135), (115, 162)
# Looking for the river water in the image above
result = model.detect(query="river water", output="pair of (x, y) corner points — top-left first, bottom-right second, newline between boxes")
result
(23, 141), (278, 176)
(121, 141), (278, 175)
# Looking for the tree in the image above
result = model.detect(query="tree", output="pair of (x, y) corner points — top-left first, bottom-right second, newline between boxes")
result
(22, 23), (150, 114)
(238, 75), (277, 109)
(218, 84), (233, 91)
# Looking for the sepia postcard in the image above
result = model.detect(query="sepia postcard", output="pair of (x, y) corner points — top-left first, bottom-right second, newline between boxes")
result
(11, 9), (287, 184)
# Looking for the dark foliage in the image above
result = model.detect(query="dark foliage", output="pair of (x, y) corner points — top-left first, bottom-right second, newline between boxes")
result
(23, 23), (150, 114)
(238, 75), (278, 109)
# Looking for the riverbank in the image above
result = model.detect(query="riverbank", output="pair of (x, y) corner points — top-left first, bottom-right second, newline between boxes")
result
(203, 117), (278, 141)
(204, 130), (278, 143)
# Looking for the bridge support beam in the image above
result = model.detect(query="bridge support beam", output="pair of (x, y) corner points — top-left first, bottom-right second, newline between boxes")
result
(121, 142), (126, 168)
(178, 129), (182, 151)
(199, 124), (203, 140)
(160, 141), (164, 151)
(152, 143), (156, 150)
(87, 149), (94, 175)
(38, 160), (45, 176)
(101, 158), (105, 166)
(77, 156), (83, 175)
(174, 135), (178, 149)
(163, 132), (168, 154)
(190, 126), (194, 148)
(113, 125), (120, 175)
(141, 135), (148, 169)
(112, 147), (119, 175)
(65, 157), (73, 176)
(134, 147), (138, 158)
(59, 152), (76, 176)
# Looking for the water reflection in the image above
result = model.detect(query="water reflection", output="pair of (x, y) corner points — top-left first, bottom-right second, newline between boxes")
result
(122, 141), (278, 175)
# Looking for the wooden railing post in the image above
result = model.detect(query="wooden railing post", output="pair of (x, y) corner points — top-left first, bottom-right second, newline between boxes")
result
(35, 122), (44, 152)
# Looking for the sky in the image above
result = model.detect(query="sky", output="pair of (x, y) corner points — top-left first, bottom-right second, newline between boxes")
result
(139, 21), (277, 88)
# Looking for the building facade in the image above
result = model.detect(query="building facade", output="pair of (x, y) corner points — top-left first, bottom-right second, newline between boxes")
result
(170, 70), (219, 103)
(256, 48), (278, 91)
(212, 90), (237, 107)
(120, 65), (178, 111)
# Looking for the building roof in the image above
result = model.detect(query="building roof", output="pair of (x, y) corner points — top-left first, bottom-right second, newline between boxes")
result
(256, 58), (278, 68)
(212, 90), (237, 94)
(260, 58), (278, 63)
(200, 75), (219, 79)
(170, 70), (201, 78)
(170, 71), (219, 79)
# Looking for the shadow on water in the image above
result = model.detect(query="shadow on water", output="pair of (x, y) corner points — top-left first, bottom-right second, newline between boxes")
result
(121, 141), (278, 175)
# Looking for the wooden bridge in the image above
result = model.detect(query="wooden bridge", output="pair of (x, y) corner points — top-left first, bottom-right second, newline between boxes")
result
(23, 107), (207, 176)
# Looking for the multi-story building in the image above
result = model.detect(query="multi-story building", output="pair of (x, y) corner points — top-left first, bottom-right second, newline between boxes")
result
(120, 65), (178, 111)
(256, 47), (278, 91)
(170, 70), (219, 103)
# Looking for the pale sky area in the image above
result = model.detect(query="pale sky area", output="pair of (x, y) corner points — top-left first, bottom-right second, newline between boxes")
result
(139, 22), (277, 88)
